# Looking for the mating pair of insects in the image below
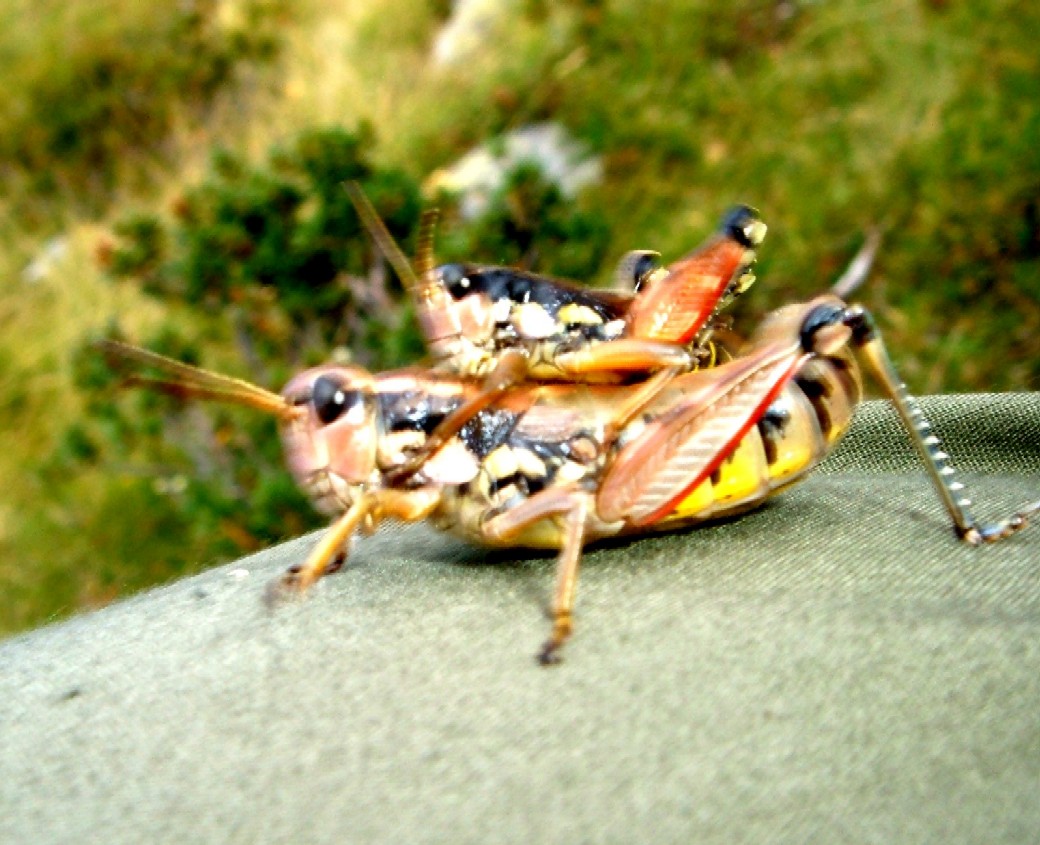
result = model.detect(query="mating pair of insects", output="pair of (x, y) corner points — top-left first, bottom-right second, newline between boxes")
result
(104, 187), (1039, 664)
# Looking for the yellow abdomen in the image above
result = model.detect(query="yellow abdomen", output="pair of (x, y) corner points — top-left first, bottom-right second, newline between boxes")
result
(662, 353), (859, 526)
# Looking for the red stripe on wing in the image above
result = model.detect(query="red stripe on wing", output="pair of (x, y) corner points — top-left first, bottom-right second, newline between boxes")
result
(596, 342), (805, 526)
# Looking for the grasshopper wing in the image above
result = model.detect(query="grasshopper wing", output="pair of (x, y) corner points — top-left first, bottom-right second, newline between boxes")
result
(624, 206), (765, 345)
(596, 338), (804, 526)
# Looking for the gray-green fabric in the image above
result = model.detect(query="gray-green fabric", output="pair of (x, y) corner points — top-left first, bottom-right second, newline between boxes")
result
(2, 393), (1039, 844)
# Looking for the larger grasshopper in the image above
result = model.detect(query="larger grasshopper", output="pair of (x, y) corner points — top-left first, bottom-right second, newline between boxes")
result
(101, 286), (1039, 663)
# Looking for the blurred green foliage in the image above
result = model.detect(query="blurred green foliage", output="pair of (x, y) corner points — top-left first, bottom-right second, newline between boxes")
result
(105, 127), (424, 371)
(448, 162), (612, 278)
(880, 41), (1040, 389)
(0, 0), (285, 226)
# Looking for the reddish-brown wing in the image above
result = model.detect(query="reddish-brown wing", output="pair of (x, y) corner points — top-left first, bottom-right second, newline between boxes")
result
(625, 206), (762, 345)
(596, 338), (805, 526)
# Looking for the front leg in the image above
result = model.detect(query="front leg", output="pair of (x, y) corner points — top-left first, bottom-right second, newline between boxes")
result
(554, 341), (695, 442)
(266, 487), (443, 603)
(482, 485), (594, 665)
(553, 338), (693, 376)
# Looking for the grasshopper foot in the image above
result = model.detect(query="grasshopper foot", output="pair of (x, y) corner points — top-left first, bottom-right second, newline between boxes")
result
(263, 564), (306, 609)
(536, 615), (572, 666)
(263, 553), (346, 609)
(537, 640), (564, 666)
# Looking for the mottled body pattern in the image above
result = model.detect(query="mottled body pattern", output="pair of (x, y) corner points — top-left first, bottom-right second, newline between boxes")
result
(279, 297), (859, 554)
(99, 220), (1038, 663)
(419, 204), (766, 383)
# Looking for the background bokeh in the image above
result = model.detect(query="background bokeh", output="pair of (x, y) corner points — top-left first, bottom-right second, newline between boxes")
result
(1, 0), (1037, 634)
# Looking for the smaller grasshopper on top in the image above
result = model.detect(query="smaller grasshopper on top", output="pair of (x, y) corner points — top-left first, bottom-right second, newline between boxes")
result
(347, 184), (766, 477)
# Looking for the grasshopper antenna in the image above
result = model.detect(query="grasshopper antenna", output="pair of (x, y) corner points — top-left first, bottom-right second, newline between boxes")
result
(96, 339), (292, 419)
(345, 181), (439, 295)
(414, 207), (439, 282)
(831, 228), (881, 300)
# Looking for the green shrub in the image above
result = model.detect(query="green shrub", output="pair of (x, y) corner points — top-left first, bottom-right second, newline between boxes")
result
(446, 162), (611, 278)
(105, 126), (424, 371)
(0, 0), (284, 224)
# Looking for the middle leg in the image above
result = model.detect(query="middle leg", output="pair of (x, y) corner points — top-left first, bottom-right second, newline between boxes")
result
(482, 485), (594, 665)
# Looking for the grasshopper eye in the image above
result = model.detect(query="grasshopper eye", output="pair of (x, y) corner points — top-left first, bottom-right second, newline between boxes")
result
(312, 376), (364, 426)
(632, 252), (660, 288)
(799, 302), (850, 355)
(438, 263), (473, 299)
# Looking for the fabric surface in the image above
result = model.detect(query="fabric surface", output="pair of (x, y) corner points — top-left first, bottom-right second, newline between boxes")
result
(2, 393), (1039, 844)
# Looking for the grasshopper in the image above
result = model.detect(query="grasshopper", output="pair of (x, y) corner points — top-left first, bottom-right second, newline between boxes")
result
(349, 184), (765, 383)
(100, 284), (1039, 664)
(347, 185), (766, 478)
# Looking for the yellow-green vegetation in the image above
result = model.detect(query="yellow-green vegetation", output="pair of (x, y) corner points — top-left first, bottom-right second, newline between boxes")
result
(2, 0), (1038, 635)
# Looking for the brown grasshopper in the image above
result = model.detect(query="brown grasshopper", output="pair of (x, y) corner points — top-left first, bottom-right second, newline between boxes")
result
(349, 183), (765, 383)
(100, 289), (1039, 664)
(347, 185), (766, 478)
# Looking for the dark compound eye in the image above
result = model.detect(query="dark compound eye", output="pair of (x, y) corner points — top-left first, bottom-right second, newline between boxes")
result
(614, 250), (661, 292)
(311, 375), (363, 425)
(799, 302), (848, 353)
(438, 263), (472, 299)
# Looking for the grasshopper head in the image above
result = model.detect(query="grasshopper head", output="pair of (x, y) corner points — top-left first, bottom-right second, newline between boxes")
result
(280, 365), (380, 514)
(96, 339), (385, 517)
(423, 262), (499, 344)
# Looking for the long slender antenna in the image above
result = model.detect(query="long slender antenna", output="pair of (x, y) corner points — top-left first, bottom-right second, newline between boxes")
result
(414, 208), (440, 281)
(831, 228), (881, 300)
(344, 181), (425, 294)
(97, 340), (291, 418)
